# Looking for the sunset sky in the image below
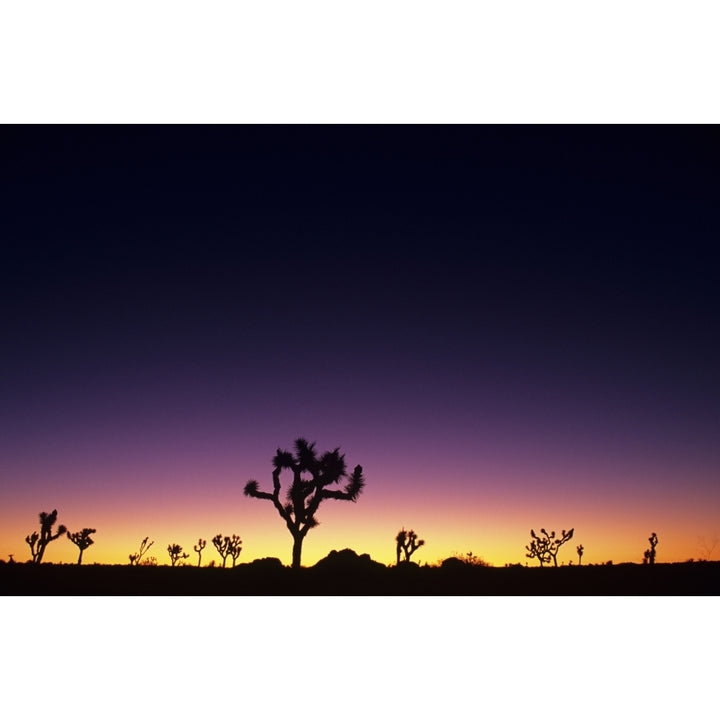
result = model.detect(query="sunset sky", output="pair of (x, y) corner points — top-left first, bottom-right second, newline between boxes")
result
(2, 125), (719, 568)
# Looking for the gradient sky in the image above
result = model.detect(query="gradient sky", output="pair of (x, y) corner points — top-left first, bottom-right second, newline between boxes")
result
(2, 125), (719, 568)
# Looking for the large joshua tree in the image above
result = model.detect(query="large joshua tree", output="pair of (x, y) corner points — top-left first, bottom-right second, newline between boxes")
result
(25, 509), (67, 564)
(244, 438), (365, 569)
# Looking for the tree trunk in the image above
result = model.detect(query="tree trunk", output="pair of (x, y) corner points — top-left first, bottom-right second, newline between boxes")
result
(292, 534), (304, 569)
(78, 549), (84, 565)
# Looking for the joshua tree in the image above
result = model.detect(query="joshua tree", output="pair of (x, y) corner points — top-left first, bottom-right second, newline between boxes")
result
(396, 528), (425, 564)
(194, 538), (206, 567)
(129, 536), (154, 565)
(212, 534), (242, 567)
(212, 534), (231, 567)
(525, 528), (574, 567)
(25, 509), (67, 564)
(167, 543), (189, 566)
(576, 544), (584, 565)
(244, 437), (365, 569)
(227, 535), (242, 567)
(697, 534), (718, 561)
(67, 528), (97, 565)
(643, 532), (659, 564)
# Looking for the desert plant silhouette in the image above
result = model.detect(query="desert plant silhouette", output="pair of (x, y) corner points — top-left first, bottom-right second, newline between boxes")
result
(576, 544), (584, 565)
(25, 510), (67, 563)
(525, 528), (574, 567)
(167, 543), (189, 566)
(212, 534), (242, 567)
(67, 528), (96, 565)
(227, 535), (242, 566)
(395, 528), (425, 564)
(129, 537), (154, 566)
(698, 534), (719, 561)
(194, 538), (206, 567)
(244, 437), (365, 569)
(449, 551), (489, 567)
(643, 532), (659, 564)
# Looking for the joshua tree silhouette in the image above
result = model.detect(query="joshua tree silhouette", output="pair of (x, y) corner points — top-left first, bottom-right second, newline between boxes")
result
(395, 528), (425, 564)
(227, 535), (242, 567)
(194, 538), (206, 567)
(643, 532), (659, 564)
(212, 534), (242, 567)
(25, 510), (67, 564)
(167, 543), (189, 566)
(244, 437), (365, 569)
(525, 528), (574, 567)
(67, 528), (96, 565)
(697, 534), (718, 561)
(129, 537), (154, 566)
(576, 544), (584, 565)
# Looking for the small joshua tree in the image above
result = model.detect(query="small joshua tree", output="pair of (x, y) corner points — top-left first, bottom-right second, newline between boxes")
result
(526, 528), (574, 567)
(396, 528), (425, 564)
(227, 535), (242, 567)
(167, 543), (190, 566)
(212, 534), (230, 567)
(244, 438), (365, 569)
(194, 538), (206, 567)
(67, 528), (97, 565)
(576, 544), (584, 565)
(212, 534), (242, 567)
(25, 509), (67, 564)
(643, 532), (659, 565)
(698, 534), (719, 561)
(129, 536), (154, 566)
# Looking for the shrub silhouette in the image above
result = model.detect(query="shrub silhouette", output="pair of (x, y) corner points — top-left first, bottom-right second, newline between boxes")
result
(25, 510), (67, 563)
(450, 551), (489, 567)
(194, 538), (206, 567)
(576, 544), (584, 565)
(67, 528), (96, 565)
(212, 534), (242, 567)
(129, 537), (154, 566)
(395, 528), (425, 564)
(525, 528), (574, 567)
(244, 437), (365, 569)
(167, 543), (189, 566)
(643, 532), (659, 564)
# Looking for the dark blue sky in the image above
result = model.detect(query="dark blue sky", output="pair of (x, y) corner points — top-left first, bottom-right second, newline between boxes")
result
(4, 126), (718, 412)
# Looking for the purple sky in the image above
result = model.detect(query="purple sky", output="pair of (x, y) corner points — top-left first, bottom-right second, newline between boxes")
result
(1, 126), (719, 567)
